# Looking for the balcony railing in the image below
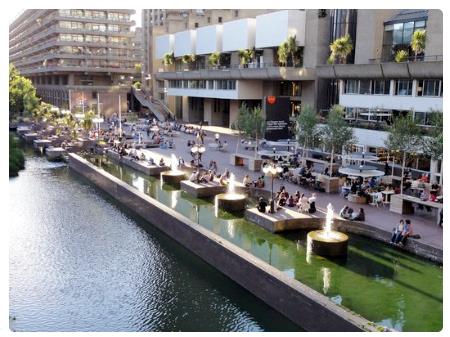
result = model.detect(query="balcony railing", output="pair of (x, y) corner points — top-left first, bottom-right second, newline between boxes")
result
(368, 54), (443, 64)
(161, 61), (303, 72)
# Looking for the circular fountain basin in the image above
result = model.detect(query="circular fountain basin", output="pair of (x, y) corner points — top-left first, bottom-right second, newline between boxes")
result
(160, 171), (186, 185)
(307, 230), (349, 257)
(215, 193), (246, 212)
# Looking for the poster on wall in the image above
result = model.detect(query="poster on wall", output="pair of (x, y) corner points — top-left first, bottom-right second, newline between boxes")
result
(263, 96), (290, 141)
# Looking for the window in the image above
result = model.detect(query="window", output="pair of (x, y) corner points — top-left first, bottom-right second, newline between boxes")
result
(344, 80), (359, 94)
(70, 10), (83, 17)
(417, 80), (441, 97)
(234, 10), (239, 17)
(194, 22), (199, 28)
(359, 80), (371, 94)
(91, 24), (106, 32)
(208, 80), (214, 89)
(108, 12), (119, 20)
(93, 11), (106, 19)
(218, 17), (222, 23)
(108, 24), (119, 32)
(414, 111), (439, 126)
(395, 80), (413, 96)
(207, 17), (211, 24)
(59, 9), (71, 17)
(371, 80), (390, 95)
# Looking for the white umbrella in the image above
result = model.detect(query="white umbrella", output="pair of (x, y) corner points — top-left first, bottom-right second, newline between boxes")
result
(338, 166), (385, 178)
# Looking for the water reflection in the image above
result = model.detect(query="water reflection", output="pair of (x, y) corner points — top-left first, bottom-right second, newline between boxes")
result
(88, 155), (442, 332)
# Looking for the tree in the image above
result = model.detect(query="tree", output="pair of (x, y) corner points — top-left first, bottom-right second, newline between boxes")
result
(208, 52), (221, 67)
(422, 111), (443, 184)
(328, 34), (353, 64)
(238, 49), (253, 66)
(411, 29), (426, 61)
(395, 50), (409, 63)
(295, 105), (321, 161)
(82, 110), (96, 133)
(9, 134), (25, 177)
(385, 112), (422, 194)
(321, 105), (354, 177)
(162, 52), (174, 66)
(9, 64), (40, 117)
(232, 103), (265, 158)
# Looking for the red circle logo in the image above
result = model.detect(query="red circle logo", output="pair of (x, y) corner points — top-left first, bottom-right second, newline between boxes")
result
(267, 96), (276, 105)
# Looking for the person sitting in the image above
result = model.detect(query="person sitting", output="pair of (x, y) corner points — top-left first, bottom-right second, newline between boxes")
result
(257, 197), (268, 213)
(297, 193), (309, 213)
(199, 171), (210, 183)
(140, 152), (146, 161)
(396, 219), (413, 245)
(293, 190), (301, 204)
(352, 208), (365, 221)
(339, 205), (350, 219)
(255, 177), (265, 188)
(390, 219), (405, 244)
(243, 174), (252, 187)
(189, 171), (199, 183)
(219, 173), (228, 186)
(148, 157), (155, 166)
(159, 158), (166, 166)
(287, 195), (296, 207)
(308, 193), (317, 214)
(277, 193), (287, 209)
(347, 208), (356, 219)
(178, 156), (185, 167)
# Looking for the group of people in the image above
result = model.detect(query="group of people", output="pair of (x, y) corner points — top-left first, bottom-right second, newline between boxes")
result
(339, 205), (365, 221)
(189, 169), (215, 184)
(257, 185), (317, 214)
(242, 174), (265, 189)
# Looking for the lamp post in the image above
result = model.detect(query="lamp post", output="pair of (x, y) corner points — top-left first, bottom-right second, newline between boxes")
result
(191, 143), (206, 168)
(262, 162), (283, 213)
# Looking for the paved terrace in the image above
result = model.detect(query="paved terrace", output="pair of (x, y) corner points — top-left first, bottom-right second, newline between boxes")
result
(121, 123), (443, 250)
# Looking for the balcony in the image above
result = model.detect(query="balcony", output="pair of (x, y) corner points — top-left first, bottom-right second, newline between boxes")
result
(18, 65), (136, 75)
(155, 62), (315, 81)
(316, 60), (443, 79)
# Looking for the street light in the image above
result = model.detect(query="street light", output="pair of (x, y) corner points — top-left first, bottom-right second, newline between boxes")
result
(191, 143), (206, 168)
(262, 163), (283, 213)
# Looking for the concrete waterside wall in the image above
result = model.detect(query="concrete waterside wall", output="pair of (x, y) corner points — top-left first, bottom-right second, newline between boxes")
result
(68, 153), (375, 332)
(106, 150), (170, 176)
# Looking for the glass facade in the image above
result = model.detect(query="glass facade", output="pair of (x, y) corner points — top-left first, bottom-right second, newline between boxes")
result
(329, 9), (357, 64)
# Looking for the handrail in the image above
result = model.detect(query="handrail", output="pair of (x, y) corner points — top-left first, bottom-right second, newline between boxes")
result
(159, 61), (304, 72)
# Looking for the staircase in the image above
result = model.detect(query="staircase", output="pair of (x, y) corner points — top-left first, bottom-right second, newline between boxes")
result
(131, 87), (175, 122)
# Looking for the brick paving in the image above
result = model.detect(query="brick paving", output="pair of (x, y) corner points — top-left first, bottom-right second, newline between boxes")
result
(123, 123), (443, 250)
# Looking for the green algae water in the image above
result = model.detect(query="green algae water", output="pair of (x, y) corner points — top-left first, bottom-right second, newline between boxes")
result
(88, 154), (442, 332)
(9, 150), (301, 332)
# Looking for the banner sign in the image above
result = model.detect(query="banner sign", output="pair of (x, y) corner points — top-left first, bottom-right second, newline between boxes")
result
(263, 96), (290, 141)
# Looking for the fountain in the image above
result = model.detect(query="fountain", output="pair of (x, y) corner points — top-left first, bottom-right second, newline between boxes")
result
(307, 203), (348, 257)
(160, 154), (187, 185)
(215, 173), (246, 212)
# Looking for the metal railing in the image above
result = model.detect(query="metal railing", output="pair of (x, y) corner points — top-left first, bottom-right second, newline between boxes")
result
(368, 54), (443, 64)
(161, 61), (304, 72)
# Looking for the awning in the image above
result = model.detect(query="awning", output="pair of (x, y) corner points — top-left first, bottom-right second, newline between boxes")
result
(338, 166), (385, 178)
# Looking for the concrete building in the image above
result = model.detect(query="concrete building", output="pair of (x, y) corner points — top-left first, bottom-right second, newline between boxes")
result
(9, 9), (138, 116)
(153, 9), (330, 125)
(317, 9), (443, 181)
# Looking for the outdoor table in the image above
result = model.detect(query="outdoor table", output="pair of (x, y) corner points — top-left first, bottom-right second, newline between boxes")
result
(381, 190), (395, 203)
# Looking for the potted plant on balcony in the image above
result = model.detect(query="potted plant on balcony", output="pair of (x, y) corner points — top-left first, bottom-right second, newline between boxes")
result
(395, 49), (409, 63)
(238, 49), (253, 68)
(411, 29), (427, 61)
(181, 54), (196, 70)
(327, 34), (353, 64)
(208, 52), (221, 69)
(162, 52), (174, 68)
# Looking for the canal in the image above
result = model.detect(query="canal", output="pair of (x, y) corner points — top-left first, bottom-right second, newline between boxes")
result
(9, 150), (301, 332)
(86, 154), (442, 332)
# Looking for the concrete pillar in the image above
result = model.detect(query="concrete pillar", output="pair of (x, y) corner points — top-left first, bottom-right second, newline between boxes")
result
(204, 98), (213, 125)
(68, 74), (75, 85)
(411, 79), (417, 97)
(262, 49), (274, 65)
(430, 159), (440, 184)
(229, 100), (239, 128)
(182, 96), (189, 122)
(230, 52), (239, 66)
(389, 80), (395, 96)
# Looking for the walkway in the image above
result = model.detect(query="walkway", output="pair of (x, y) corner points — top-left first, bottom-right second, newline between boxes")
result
(125, 124), (443, 250)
